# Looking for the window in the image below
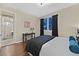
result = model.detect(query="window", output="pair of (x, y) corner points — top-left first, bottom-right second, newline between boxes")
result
(43, 16), (52, 30)
(43, 18), (47, 30)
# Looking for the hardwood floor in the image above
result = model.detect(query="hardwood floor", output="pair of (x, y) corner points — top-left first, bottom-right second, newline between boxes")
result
(0, 42), (28, 56)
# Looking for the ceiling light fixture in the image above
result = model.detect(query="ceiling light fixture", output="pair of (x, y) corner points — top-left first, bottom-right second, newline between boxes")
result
(40, 3), (43, 6)
(37, 3), (50, 6)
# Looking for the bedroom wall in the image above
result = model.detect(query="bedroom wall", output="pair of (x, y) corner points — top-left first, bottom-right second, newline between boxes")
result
(14, 11), (40, 43)
(0, 5), (40, 47)
(41, 4), (79, 38)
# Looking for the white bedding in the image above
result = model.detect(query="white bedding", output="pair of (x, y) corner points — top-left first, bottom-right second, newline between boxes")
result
(39, 37), (79, 56)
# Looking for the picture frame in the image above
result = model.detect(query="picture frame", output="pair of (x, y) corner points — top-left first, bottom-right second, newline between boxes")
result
(24, 21), (30, 28)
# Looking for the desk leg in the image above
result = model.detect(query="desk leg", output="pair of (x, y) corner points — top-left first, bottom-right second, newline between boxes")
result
(23, 34), (25, 43)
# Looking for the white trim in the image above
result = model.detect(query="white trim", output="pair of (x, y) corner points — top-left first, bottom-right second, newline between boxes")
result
(1, 39), (22, 47)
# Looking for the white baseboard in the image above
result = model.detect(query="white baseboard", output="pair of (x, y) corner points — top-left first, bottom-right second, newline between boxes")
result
(13, 40), (22, 44)
(0, 39), (22, 47)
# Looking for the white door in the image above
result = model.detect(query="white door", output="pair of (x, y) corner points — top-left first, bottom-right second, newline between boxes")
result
(1, 14), (14, 47)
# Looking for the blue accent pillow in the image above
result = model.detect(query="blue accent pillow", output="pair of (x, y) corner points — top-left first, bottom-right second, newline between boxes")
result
(69, 45), (79, 54)
(69, 36), (79, 54)
(69, 36), (75, 41)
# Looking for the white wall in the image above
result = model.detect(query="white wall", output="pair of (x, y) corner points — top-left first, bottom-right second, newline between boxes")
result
(0, 5), (40, 47)
(42, 4), (79, 38)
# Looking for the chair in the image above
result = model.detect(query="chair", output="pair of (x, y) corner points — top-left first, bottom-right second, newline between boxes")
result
(69, 36), (79, 54)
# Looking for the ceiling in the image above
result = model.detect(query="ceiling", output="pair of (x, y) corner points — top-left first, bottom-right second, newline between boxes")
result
(0, 3), (77, 17)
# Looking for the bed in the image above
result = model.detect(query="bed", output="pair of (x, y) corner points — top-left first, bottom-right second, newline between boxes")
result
(26, 35), (55, 56)
(39, 37), (79, 56)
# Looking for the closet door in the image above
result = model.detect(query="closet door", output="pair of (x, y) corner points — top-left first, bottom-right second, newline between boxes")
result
(52, 15), (58, 36)
(40, 19), (44, 36)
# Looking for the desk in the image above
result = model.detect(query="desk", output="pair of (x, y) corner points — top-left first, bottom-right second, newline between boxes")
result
(22, 33), (35, 43)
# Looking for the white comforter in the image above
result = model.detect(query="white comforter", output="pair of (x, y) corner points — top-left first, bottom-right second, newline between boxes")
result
(39, 37), (79, 56)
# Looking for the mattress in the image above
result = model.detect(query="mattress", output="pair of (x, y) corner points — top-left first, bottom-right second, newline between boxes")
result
(39, 37), (79, 56)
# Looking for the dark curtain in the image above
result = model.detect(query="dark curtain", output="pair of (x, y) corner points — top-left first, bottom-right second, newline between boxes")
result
(52, 15), (58, 36)
(40, 19), (44, 36)
(40, 15), (58, 36)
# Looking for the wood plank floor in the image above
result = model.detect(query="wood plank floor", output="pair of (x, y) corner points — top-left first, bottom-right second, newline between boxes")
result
(0, 42), (28, 56)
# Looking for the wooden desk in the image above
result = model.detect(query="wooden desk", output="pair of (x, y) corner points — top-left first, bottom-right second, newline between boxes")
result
(22, 33), (35, 43)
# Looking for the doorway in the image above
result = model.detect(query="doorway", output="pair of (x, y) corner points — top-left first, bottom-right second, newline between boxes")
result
(0, 11), (14, 47)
